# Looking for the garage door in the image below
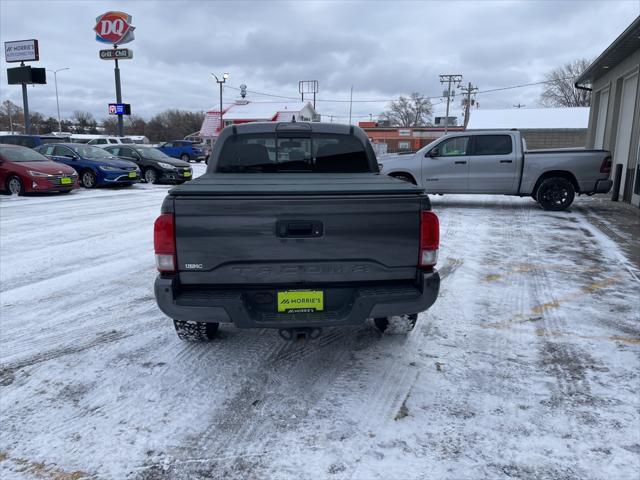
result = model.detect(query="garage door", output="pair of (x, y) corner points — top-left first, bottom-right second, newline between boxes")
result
(613, 71), (638, 200)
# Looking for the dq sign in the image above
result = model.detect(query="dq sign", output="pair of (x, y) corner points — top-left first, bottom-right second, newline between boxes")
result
(94, 11), (135, 45)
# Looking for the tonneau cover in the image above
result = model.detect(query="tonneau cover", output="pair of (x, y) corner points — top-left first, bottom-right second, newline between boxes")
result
(168, 173), (424, 196)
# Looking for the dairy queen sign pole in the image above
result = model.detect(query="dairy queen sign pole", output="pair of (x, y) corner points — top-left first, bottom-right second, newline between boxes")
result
(94, 11), (135, 137)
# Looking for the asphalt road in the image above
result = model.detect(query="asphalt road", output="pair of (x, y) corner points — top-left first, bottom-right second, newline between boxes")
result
(1, 167), (638, 479)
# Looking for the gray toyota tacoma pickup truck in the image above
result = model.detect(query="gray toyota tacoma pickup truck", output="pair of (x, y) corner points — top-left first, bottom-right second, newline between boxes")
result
(154, 122), (440, 341)
(379, 130), (613, 211)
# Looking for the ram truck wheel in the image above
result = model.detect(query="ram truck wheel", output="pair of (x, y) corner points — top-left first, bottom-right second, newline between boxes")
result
(537, 177), (575, 211)
(173, 320), (219, 341)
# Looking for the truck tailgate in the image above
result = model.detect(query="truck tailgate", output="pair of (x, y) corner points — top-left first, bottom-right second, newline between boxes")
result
(173, 192), (423, 285)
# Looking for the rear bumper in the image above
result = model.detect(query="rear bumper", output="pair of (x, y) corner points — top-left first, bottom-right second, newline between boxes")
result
(593, 179), (613, 194)
(154, 271), (440, 329)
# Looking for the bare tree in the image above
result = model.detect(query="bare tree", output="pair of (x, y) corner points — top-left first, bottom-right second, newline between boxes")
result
(72, 110), (98, 134)
(0, 100), (23, 132)
(102, 117), (118, 135)
(381, 92), (433, 127)
(540, 59), (591, 107)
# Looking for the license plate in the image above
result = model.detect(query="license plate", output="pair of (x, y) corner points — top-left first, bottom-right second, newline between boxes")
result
(60, 177), (72, 185)
(277, 290), (324, 313)
(183, 171), (192, 177)
(128, 172), (136, 178)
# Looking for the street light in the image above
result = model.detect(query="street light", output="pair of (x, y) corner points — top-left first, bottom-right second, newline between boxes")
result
(211, 72), (229, 132)
(46, 67), (70, 133)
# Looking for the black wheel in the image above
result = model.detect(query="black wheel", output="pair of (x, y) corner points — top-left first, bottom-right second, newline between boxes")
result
(144, 168), (159, 184)
(59, 190), (73, 194)
(391, 173), (417, 185)
(196, 158), (202, 163)
(173, 320), (219, 341)
(374, 314), (418, 334)
(536, 177), (575, 211)
(80, 170), (97, 188)
(7, 175), (24, 195)
(180, 154), (190, 162)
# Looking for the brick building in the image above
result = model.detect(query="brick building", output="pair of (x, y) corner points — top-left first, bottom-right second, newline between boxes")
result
(357, 122), (464, 155)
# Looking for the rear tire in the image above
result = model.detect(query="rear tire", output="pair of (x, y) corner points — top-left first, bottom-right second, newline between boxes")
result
(173, 320), (219, 342)
(180, 154), (190, 162)
(7, 175), (24, 195)
(536, 177), (575, 211)
(374, 314), (418, 334)
(390, 173), (417, 185)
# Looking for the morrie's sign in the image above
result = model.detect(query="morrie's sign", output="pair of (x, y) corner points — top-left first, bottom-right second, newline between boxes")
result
(4, 39), (39, 63)
(94, 11), (135, 45)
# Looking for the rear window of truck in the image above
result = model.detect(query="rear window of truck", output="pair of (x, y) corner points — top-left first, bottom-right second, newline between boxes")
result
(216, 134), (371, 173)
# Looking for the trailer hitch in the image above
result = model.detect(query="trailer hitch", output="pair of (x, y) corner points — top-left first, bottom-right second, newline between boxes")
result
(278, 327), (322, 342)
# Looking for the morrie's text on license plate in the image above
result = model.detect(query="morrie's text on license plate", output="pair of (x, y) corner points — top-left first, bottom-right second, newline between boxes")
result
(277, 290), (324, 313)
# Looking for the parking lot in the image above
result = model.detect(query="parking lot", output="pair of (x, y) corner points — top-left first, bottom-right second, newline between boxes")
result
(0, 163), (638, 480)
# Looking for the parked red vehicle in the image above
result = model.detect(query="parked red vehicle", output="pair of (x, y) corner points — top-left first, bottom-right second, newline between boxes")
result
(0, 144), (78, 195)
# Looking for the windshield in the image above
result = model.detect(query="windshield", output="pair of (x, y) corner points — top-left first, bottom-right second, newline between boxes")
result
(72, 145), (114, 159)
(137, 147), (172, 160)
(0, 146), (49, 162)
(217, 134), (371, 173)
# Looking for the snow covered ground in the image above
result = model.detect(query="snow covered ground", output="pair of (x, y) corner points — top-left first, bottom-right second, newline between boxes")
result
(1, 165), (638, 479)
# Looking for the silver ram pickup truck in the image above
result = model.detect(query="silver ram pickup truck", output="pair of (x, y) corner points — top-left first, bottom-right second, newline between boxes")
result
(378, 130), (612, 211)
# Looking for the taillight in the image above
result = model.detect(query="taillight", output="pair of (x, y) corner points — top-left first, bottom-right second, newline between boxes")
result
(419, 210), (439, 268)
(154, 213), (176, 272)
(600, 156), (612, 174)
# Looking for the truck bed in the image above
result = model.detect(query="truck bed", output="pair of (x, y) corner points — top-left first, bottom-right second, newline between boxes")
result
(166, 172), (428, 286)
(168, 173), (423, 196)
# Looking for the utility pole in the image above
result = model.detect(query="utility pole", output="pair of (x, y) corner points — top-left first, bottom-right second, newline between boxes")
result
(439, 74), (463, 134)
(212, 73), (229, 132)
(460, 82), (478, 129)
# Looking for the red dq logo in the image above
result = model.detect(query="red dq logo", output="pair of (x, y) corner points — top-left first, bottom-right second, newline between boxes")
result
(94, 11), (135, 45)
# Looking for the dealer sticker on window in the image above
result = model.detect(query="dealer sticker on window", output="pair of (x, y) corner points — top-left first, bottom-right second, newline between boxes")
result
(277, 290), (324, 313)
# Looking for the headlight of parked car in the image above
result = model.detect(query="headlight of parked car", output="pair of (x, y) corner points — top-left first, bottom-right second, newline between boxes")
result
(28, 170), (54, 177)
(157, 162), (176, 170)
(98, 165), (123, 172)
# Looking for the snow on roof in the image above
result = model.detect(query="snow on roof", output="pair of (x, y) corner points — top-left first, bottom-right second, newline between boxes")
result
(466, 107), (590, 130)
(221, 102), (311, 120)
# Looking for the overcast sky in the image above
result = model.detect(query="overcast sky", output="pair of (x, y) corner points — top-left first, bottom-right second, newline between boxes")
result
(1, 0), (638, 125)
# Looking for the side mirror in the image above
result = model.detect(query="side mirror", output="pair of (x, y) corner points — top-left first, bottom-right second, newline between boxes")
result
(427, 148), (439, 158)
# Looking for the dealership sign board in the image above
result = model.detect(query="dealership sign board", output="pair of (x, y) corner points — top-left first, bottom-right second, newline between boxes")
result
(4, 39), (39, 63)
(94, 11), (135, 45)
(100, 48), (133, 60)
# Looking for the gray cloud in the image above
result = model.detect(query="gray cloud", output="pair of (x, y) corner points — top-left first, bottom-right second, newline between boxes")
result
(1, 0), (637, 124)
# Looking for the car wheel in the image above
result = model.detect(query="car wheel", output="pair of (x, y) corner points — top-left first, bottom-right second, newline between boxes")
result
(536, 177), (575, 211)
(173, 320), (219, 341)
(196, 158), (202, 163)
(144, 168), (159, 184)
(391, 173), (417, 185)
(180, 154), (190, 162)
(7, 175), (24, 195)
(374, 314), (418, 334)
(80, 170), (97, 188)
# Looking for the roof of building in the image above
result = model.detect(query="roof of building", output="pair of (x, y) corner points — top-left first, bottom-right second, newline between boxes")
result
(466, 107), (590, 130)
(576, 16), (640, 87)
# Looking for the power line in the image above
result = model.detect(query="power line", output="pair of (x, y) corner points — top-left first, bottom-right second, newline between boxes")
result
(223, 76), (576, 105)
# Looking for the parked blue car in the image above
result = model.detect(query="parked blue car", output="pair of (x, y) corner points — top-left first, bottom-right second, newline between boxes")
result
(36, 143), (140, 188)
(157, 140), (205, 162)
